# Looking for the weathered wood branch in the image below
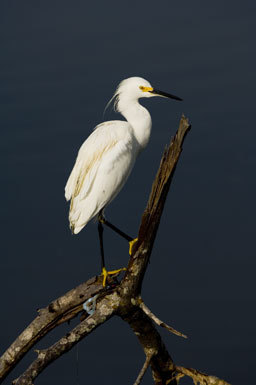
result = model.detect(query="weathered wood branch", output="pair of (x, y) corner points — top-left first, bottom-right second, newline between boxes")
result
(121, 114), (191, 296)
(175, 366), (231, 385)
(13, 291), (119, 385)
(139, 299), (187, 338)
(0, 276), (104, 382)
(133, 353), (154, 385)
(121, 306), (177, 385)
(0, 115), (230, 385)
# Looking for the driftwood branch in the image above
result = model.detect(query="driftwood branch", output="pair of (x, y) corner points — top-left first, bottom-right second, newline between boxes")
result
(175, 366), (231, 385)
(12, 292), (119, 385)
(139, 299), (187, 339)
(0, 115), (230, 385)
(133, 353), (154, 385)
(0, 276), (104, 382)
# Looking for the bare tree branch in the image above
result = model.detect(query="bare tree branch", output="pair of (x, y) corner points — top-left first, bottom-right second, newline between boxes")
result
(133, 353), (154, 385)
(175, 366), (231, 385)
(139, 299), (187, 339)
(13, 291), (120, 385)
(120, 114), (191, 297)
(121, 307), (177, 385)
(0, 115), (230, 385)
(0, 276), (104, 382)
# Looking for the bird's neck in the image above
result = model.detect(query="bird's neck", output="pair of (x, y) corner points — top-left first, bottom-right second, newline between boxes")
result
(118, 98), (152, 149)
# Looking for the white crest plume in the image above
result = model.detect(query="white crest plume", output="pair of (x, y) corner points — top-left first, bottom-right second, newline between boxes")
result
(103, 82), (122, 116)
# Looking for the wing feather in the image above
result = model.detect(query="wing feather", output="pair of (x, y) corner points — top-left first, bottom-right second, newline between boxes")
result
(65, 123), (119, 202)
(65, 121), (135, 233)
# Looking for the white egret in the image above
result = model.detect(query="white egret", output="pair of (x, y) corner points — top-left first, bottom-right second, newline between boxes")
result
(65, 76), (182, 286)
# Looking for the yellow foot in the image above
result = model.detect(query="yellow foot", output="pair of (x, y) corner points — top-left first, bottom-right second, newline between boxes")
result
(129, 237), (138, 255)
(101, 266), (126, 287)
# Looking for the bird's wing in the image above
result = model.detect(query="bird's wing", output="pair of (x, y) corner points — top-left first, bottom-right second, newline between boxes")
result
(65, 121), (132, 204)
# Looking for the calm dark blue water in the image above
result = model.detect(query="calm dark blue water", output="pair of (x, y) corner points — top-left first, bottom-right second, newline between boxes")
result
(1, 1), (255, 384)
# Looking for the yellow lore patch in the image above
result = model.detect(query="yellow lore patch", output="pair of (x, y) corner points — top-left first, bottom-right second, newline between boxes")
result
(139, 86), (153, 92)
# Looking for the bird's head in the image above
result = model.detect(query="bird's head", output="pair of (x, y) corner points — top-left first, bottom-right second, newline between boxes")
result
(108, 76), (182, 111)
(105, 76), (182, 114)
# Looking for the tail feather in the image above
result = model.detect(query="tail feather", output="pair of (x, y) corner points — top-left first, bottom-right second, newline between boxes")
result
(69, 195), (99, 235)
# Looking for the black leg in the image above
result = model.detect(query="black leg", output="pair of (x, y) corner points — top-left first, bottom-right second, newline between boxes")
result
(103, 219), (133, 242)
(97, 211), (132, 286)
(98, 212), (133, 242)
(98, 220), (105, 271)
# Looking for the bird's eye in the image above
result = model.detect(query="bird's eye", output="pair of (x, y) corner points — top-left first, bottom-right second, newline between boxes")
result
(139, 86), (145, 91)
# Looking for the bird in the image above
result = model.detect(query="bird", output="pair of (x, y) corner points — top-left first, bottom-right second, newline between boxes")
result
(65, 76), (182, 286)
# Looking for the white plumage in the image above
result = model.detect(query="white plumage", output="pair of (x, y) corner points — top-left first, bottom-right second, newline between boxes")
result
(65, 76), (182, 234)
(65, 121), (138, 234)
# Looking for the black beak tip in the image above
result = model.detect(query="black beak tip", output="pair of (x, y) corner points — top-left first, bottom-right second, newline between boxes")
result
(153, 89), (183, 102)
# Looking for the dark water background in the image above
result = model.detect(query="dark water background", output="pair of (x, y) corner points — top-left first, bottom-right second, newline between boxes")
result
(1, 1), (255, 384)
